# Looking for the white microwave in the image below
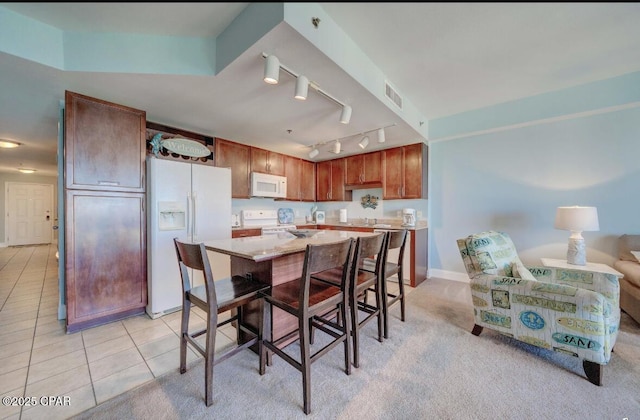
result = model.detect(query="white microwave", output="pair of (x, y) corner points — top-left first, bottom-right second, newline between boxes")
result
(250, 172), (287, 198)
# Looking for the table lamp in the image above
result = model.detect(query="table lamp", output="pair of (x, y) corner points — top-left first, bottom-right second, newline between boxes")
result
(554, 206), (599, 265)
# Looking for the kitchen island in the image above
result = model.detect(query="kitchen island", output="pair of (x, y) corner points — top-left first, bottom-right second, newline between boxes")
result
(204, 229), (378, 345)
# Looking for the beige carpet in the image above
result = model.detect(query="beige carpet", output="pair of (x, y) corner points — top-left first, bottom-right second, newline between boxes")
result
(73, 281), (640, 419)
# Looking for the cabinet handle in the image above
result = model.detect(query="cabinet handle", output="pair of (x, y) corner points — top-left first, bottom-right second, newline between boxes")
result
(98, 181), (120, 186)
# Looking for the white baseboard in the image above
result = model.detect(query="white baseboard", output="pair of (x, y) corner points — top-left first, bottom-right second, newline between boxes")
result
(428, 269), (470, 283)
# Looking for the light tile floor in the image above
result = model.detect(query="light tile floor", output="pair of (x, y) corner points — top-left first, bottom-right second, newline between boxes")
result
(0, 244), (239, 420)
(0, 244), (463, 420)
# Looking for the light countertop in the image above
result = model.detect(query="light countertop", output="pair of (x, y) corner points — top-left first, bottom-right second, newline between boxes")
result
(316, 219), (427, 231)
(231, 218), (427, 231)
(205, 229), (378, 262)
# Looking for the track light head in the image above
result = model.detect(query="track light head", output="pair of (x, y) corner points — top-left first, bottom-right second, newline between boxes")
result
(332, 140), (341, 154)
(377, 128), (386, 143)
(263, 55), (280, 85)
(358, 136), (369, 149)
(308, 148), (319, 159)
(339, 105), (352, 124)
(295, 75), (309, 100)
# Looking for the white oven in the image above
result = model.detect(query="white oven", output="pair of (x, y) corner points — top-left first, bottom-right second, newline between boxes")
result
(240, 209), (296, 235)
(250, 172), (287, 198)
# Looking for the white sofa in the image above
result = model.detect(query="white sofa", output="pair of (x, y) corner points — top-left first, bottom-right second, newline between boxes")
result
(613, 234), (640, 325)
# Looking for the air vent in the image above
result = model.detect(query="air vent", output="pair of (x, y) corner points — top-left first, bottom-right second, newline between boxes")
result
(385, 81), (403, 110)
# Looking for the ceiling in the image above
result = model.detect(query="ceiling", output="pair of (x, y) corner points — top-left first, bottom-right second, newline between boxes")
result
(1, 3), (640, 177)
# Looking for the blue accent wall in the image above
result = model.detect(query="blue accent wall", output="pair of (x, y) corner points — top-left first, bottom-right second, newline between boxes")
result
(429, 79), (640, 278)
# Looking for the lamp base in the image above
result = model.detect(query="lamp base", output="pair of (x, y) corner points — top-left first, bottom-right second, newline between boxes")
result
(566, 237), (586, 265)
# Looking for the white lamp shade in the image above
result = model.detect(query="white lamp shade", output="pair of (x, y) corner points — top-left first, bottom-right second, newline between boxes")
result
(263, 55), (280, 84)
(333, 141), (341, 154)
(339, 105), (352, 124)
(308, 148), (319, 159)
(294, 75), (309, 100)
(358, 136), (369, 149)
(554, 206), (599, 232)
(377, 128), (385, 143)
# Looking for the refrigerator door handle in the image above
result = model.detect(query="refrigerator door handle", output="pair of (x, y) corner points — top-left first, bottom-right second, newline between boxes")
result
(186, 192), (192, 238)
(192, 192), (198, 240)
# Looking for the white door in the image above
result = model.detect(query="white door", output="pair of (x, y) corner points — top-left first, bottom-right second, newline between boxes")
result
(6, 182), (54, 245)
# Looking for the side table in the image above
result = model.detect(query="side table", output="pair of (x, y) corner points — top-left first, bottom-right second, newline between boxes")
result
(540, 258), (623, 277)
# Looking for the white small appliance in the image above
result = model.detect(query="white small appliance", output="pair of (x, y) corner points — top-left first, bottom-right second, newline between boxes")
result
(314, 210), (326, 224)
(250, 172), (287, 198)
(402, 208), (416, 227)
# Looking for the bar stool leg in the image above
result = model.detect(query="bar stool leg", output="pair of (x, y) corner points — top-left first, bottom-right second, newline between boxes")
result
(259, 298), (272, 375)
(382, 277), (390, 340)
(300, 315), (312, 414)
(205, 311), (218, 407)
(398, 268), (406, 322)
(376, 280), (384, 343)
(180, 301), (191, 374)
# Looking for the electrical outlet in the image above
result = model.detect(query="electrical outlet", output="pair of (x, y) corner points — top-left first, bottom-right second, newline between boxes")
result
(295, 210), (300, 217)
(417, 211), (423, 218)
(396, 210), (401, 217)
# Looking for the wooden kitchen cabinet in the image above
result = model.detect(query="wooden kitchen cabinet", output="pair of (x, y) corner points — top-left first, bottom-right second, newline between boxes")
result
(383, 142), (428, 199)
(283, 155), (316, 201)
(215, 138), (251, 198)
(232, 228), (262, 238)
(65, 91), (146, 192)
(63, 91), (147, 333)
(251, 147), (285, 176)
(345, 151), (382, 188)
(300, 159), (316, 201)
(65, 190), (146, 332)
(316, 158), (352, 202)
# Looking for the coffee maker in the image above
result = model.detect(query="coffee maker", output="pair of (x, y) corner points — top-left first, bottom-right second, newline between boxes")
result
(402, 208), (416, 227)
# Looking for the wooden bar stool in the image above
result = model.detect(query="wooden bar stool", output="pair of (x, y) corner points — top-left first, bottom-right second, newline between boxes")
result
(313, 232), (387, 368)
(376, 229), (408, 339)
(173, 238), (269, 407)
(258, 238), (354, 415)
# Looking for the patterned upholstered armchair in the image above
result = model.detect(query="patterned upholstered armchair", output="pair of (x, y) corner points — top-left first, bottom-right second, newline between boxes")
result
(457, 231), (620, 385)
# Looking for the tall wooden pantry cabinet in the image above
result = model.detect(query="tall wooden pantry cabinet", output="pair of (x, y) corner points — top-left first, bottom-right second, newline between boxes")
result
(63, 91), (147, 333)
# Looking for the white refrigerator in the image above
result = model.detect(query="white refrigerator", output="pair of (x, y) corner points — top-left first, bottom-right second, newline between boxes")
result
(146, 156), (232, 318)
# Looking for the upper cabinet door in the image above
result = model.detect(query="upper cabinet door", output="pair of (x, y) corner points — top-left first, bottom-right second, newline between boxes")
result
(65, 91), (146, 192)
(299, 159), (316, 202)
(250, 147), (285, 176)
(283, 155), (302, 201)
(215, 138), (251, 198)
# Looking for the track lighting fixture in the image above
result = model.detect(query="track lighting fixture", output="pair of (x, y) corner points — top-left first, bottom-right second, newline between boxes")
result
(339, 105), (352, 124)
(263, 54), (280, 85)
(261, 52), (351, 124)
(294, 75), (309, 100)
(305, 123), (397, 159)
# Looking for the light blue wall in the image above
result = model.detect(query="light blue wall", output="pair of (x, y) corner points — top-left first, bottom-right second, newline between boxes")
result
(429, 103), (640, 280)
